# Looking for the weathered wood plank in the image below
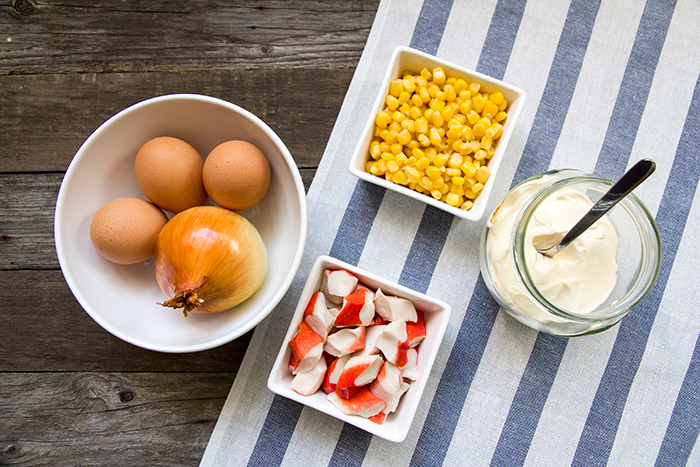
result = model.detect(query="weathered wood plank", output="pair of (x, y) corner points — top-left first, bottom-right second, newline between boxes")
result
(0, 169), (315, 270)
(0, 270), (253, 372)
(1, 0), (378, 75)
(0, 69), (353, 172)
(0, 371), (235, 466)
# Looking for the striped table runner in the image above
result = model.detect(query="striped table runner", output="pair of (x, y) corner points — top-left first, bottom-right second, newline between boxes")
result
(201, 0), (700, 465)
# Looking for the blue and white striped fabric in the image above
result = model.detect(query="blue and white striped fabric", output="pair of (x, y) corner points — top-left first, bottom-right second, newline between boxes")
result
(200, 0), (700, 465)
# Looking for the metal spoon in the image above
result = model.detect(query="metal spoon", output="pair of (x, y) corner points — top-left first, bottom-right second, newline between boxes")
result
(534, 159), (656, 258)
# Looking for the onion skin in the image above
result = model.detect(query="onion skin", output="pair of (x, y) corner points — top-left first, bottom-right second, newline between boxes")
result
(154, 206), (267, 316)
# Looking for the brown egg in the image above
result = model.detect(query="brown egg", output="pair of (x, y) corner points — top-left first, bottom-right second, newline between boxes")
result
(90, 197), (169, 265)
(203, 140), (271, 211)
(134, 136), (208, 213)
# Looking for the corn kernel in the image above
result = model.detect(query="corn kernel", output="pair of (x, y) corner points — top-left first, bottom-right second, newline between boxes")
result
(405, 166), (421, 183)
(389, 121), (401, 132)
(433, 177), (445, 189)
(474, 149), (487, 160)
(450, 183), (464, 196)
(494, 111), (507, 123)
(393, 170), (408, 185)
(432, 112), (445, 128)
(419, 177), (433, 190)
(398, 91), (410, 106)
(411, 93), (423, 107)
(380, 151), (394, 161)
(483, 102), (499, 119)
(428, 84), (440, 98)
(486, 123), (503, 139)
(420, 68), (432, 80)
(481, 136), (492, 150)
(431, 189), (443, 200)
(467, 110), (480, 126)
(390, 79), (404, 97)
(445, 192), (461, 206)
(397, 129), (412, 146)
(445, 167), (461, 177)
(416, 157), (430, 170)
(448, 153), (463, 168)
(429, 127), (442, 145)
(402, 79), (416, 93)
(408, 140), (420, 149)
(386, 131), (399, 144)
(489, 91), (505, 105)
(461, 200), (473, 210)
(425, 147), (437, 160)
(452, 176), (465, 186)
(440, 105), (455, 122)
(473, 122), (486, 138)
(473, 94), (486, 113)
(426, 166), (442, 180)
(409, 106), (423, 120)
(418, 133), (430, 146)
(432, 67), (446, 85)
(476, 166), (490, 184)
(498, 98), (508, 111)
(461, 162), (477, 178)
(369, 140), (381, 159)
(472, 182), (484, 193)
(387, 160), (400, 173)
(442, 84), (455, 101)
(395, 153), (408, 166)
(392, 110), (406, 123)
(386, 95), (399, 111)
(376, 111), (390, 128)
(454, 78), (468, 93)
(447, 126), (462, 140)
(419, 87), (431, 103)
(469, 81), (481, 96)
(439, 184), (450, 194)
(464, 188), (477, 199)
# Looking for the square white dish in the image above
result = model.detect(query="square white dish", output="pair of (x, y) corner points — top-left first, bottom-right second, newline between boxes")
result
(349, 46), (526, 221)
(267, 255), (452, 443)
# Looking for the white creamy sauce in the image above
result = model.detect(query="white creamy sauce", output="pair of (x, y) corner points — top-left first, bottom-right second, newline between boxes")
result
(487, 177), (618, 319)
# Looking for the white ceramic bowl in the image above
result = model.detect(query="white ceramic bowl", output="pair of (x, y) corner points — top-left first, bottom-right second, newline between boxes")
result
(349, 46), (526, 221)
(268, 255), (451, 443)
(55, 94), (307, 353)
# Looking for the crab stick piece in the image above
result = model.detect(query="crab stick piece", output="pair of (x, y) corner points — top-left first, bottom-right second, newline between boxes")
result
(321, 269), (359, 305)
(369, 412), (387, 425)
(288, 321), (324, 374)
(335, 354), (384, 399)
(399, 347), (419, 381)
(375, 320), (410, 367)
(303, 291), (334, 341)
(334, 287), (375, 327)
(406, 310), (426, 347)
(328, 386), (386, 418)
(352, 324), (385, 357)
(374, 288), (418, 323)
(291, 356), (327, 396)
(322, 354), (350, 394)
(369, 361), (410, 413)
(324, 326), (366, 357)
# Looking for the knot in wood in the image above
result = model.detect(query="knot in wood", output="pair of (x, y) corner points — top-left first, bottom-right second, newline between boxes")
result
(118, 390), (134, 403)
(12, 0), (35, 16)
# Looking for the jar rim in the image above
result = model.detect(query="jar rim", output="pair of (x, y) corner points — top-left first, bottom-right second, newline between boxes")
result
(511, 170), (661, 322)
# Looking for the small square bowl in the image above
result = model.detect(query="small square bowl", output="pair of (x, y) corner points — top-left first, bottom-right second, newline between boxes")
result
(267, 255), (451, 443)
(349, 46), (526, 221)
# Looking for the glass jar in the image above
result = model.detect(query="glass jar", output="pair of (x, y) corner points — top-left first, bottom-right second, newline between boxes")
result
(480, 170), (661, 336)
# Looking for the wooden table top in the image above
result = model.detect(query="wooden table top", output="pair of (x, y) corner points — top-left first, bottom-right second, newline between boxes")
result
(0, 1), (379, 464)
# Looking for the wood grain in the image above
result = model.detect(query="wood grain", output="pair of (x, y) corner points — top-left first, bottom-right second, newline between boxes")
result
(0, 372), (235, 466)
(0, 0), (379, 464)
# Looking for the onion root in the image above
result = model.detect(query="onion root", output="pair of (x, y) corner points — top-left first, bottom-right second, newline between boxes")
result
(158, 276), (208, 317)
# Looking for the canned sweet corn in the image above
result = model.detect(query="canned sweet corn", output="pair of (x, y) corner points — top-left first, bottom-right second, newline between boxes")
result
(365, 67), (508, 211)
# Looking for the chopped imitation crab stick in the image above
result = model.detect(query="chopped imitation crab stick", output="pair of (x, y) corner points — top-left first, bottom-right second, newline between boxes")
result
(322, 354), (350, 394)
(368, 412), (387, 425)
(369, 361), (410, 413)
(303, 291), (334, 340)
(375, 320), (410, 367)
(291, 356), (327, 396)
(321, 269), (359, 305)
(353, 324), (385, 357)
(399, 347), (419, 381)
(374, 288), (418, 323)
(406, 310), (426, 347)
(288, 321), (324, 374)
(334, 287), (375, 327)
(324, 326), (366, 357)
(335, 354), (384, 399)
(328, 386), (386, 418)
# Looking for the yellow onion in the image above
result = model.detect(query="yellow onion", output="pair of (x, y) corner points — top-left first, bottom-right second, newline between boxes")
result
(154, 206), (267, 316)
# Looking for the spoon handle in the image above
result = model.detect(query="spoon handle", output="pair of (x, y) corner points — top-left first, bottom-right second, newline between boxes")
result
(555, 159), (656, 251)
